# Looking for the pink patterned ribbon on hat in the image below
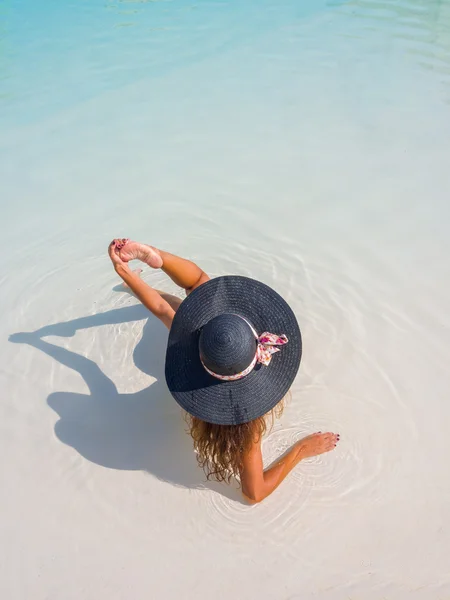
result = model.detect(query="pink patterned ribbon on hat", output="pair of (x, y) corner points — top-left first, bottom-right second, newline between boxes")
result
(256, 332), (289, 366)
(201, 331), (289, 381)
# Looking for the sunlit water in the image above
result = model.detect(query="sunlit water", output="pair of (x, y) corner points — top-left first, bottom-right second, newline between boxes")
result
(1, 1), (450, 599)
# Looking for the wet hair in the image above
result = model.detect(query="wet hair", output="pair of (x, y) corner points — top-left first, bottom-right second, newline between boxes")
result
(187, 397), (286, 483)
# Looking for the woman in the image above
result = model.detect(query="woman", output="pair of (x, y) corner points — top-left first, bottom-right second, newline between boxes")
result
(109, 239), (339, 503)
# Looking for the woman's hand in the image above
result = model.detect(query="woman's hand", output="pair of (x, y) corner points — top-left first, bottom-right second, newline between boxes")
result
(108, 239), (130, 271)
(295, 432), (339, 460)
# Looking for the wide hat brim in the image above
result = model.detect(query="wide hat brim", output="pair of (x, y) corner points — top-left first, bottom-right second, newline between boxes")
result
(165, 276), (302, 425)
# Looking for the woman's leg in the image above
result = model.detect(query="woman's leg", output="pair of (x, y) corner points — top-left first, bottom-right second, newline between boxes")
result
(116, 240), (210, 295)
(157, 249), (210, 294)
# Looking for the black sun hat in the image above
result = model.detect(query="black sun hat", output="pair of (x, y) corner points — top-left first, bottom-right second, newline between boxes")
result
(165, 276), (302, 425)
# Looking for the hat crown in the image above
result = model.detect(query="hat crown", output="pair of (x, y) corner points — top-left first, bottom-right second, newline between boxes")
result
(199, 314), (257, 377)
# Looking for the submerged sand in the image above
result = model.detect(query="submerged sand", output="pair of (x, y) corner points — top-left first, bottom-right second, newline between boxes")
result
(1, 1), (450, 598)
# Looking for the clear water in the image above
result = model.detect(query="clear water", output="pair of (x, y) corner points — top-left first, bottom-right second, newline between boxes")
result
(1, 1), (450, 599)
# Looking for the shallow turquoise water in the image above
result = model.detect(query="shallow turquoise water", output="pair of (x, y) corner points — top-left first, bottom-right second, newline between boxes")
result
(2, 0), (448, 128)
(1, 2), (450, 599)
(1, 0), (345, 127)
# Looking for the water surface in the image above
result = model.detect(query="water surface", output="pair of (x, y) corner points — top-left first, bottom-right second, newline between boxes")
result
(1, 1), (450, 598)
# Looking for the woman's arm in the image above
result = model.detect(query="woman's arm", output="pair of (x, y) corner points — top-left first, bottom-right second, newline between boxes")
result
(240, 432), (339, 504)
(109, 241), (175, 329)
(116, 264), (175, 329)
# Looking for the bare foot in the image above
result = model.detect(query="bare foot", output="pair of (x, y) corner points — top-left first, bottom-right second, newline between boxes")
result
(296, 432), (339, 460)
(115, 239), (163, 269)
(122, 267), (143, 289)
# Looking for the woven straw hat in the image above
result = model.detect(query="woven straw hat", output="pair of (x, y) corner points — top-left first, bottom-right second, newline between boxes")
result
(165, 276), (302, 425)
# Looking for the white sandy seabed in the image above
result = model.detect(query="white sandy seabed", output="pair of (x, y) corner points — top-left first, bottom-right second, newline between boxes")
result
(1, 4), (450, 600)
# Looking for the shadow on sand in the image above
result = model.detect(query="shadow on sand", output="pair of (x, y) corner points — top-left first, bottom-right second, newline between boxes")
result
(9, 302), (241, 503)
